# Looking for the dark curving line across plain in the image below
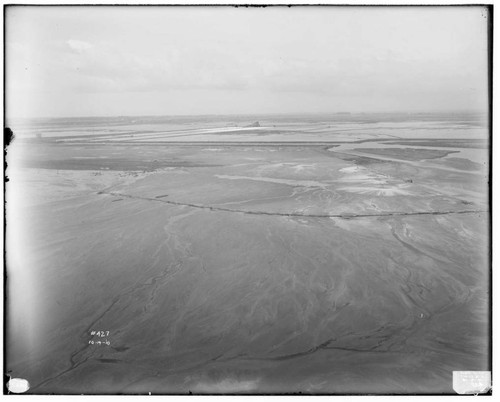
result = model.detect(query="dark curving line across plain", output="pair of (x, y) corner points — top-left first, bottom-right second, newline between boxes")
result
(98, 191), (487, 219)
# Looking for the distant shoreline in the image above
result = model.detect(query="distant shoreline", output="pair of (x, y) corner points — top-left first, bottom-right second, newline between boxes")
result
(6, 110), (489, 124)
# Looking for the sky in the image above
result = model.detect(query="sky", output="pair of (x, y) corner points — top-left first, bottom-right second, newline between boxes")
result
(6, 6), (490, 118)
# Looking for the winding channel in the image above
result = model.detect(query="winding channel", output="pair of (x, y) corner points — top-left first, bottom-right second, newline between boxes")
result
(98, 190), (486, 219)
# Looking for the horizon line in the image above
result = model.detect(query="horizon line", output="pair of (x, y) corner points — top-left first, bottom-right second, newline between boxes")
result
(5, 109), (489, 121)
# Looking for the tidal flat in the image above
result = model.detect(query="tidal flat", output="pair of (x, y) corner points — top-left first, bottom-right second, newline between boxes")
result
(6, 114), (490, 394)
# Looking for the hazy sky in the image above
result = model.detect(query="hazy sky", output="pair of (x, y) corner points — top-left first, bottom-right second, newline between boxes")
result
(6, 6), (489, 118)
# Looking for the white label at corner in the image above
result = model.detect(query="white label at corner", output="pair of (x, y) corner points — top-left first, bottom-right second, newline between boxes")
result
(7, 378), (30, 394)
(453, 371), (491, 395)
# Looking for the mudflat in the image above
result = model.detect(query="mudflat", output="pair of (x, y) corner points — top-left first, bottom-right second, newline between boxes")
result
(6, 115), (490, 394)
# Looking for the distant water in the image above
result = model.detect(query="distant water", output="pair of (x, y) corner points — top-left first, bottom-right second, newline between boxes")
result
(6, 112), (489, 140)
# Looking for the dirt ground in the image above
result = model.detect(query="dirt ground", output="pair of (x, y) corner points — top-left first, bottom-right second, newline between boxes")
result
(6, 136), (490, 394)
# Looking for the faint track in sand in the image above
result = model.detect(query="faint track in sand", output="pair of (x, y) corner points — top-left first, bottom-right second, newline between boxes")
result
(98, 190), (487, 219)
(30, 243), (190, 392)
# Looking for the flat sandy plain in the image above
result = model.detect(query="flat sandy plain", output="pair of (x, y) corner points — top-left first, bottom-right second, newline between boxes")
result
(6, 113), (490, 394)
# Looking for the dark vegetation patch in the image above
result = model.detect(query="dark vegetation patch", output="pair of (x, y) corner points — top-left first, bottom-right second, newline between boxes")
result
(334, 153), (386, 166)
(355, 148), (457, 161)
(384, 139), (488, 149)
(20, 158), (219, 171)
(439, 157), (483, 172)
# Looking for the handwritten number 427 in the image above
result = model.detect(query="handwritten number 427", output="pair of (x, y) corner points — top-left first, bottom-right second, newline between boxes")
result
(90, 331), (110, 337)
